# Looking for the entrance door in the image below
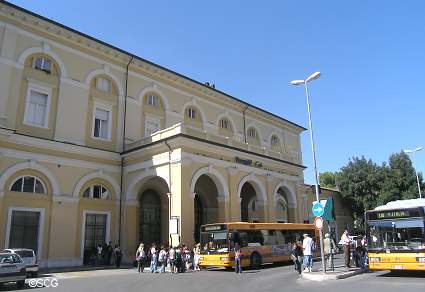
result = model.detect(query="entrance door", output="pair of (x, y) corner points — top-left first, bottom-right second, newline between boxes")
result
(194, 195), (204, 243)
(8, 210), (40, 254)
(139, 190), (161, 247)
(83, 213), (107, 265)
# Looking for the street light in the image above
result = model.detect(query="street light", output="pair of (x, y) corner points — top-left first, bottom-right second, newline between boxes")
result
(403, 147), (423, 199)
(291, 71), (327, 273)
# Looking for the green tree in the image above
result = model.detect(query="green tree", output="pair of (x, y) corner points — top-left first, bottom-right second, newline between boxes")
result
(319, 171), (337, 188)
(335, 156), (386, 227)
(379, 151), (423, 205)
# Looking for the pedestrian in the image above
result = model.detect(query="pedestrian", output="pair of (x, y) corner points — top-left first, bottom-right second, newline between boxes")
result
(96, 244), (102, 265)
(234, 243), (242, 274)
(106, 242), (113, 265)
(340, 230), (351, 269)
(159, 246), (168, 273)
(136, 243), (146, 273)
(114, 244), (123, 268)
(150, 243), (158, 273)
(193, 243), (201, 271)
(291, 241), (302, 274)
(169, 246), (176, 273)
(323, 233), (336, 269)
(175, 245), (183, 273)
(302, 233), (313, 272)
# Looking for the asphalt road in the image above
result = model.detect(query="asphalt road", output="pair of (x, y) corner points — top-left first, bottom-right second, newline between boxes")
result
(1, 260), (424, 292)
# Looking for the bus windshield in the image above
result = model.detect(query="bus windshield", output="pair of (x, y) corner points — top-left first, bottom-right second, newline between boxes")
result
(367, 218), (425, 251)
(200, 230), (229, 254)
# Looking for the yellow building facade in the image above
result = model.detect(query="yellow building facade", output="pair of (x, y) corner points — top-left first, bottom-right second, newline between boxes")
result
(0, 2), (310, 267)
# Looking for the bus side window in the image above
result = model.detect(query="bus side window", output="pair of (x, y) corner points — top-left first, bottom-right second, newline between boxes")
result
(239, 232), (248, 247)
(275, 230), (286, 245)
(247, 230), (264, 246)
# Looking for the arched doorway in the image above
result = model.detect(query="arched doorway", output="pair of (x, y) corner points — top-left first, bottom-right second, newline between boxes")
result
(138, 176), (169, 247)
(275, 187), (296, 223)
(240, 182), (258, 222)
(193, 174), (219, 242)
(275, 196), (289, 223)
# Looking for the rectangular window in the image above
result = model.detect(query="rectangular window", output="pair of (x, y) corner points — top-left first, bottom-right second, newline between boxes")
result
(9, 211), (40, 254)
(83, 213), (107, 265)
(147, 95), (158, 107)
(96, 78), (110, 92)
(34, 57), (51, 73)
(24, 90), (48, 127)
(93, 108), (110, 140)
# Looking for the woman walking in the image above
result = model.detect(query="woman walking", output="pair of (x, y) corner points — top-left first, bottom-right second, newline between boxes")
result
(136, 243), (146, 273)
(114, 244), (123, 268)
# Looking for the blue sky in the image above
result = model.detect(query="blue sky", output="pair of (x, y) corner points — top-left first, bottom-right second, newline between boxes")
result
(8, 0), (425, 184)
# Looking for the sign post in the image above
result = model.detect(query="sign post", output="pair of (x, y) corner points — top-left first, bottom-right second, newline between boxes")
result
(312, 201), (327, 273)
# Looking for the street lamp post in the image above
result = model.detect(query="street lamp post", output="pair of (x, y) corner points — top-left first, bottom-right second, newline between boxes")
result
(403, 147), (423, 199)
(291, 72), (327, 274)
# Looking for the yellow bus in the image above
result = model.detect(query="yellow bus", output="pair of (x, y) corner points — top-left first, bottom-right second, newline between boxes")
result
(366, 199), (425, 271)
(198, 222), (319, 269)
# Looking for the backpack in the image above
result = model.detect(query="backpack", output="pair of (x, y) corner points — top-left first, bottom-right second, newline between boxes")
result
(311, 240), (316, 252)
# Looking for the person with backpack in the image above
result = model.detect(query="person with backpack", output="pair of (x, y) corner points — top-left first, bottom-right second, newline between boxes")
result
(159, 246), (168, 273)
(136, 243), (146, 273)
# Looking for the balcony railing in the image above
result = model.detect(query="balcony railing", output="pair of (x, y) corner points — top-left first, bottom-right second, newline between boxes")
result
(125, 123), (301, 164)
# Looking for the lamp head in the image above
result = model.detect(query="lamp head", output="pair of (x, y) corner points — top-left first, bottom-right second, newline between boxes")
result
(291, 80), (305, 86)
(306, 71), (321, 83)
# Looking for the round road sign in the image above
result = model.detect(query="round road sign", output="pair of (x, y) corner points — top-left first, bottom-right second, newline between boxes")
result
(314, 216), (324, 230)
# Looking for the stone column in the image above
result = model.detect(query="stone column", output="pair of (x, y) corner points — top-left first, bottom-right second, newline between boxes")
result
(227, 167), (242, 221)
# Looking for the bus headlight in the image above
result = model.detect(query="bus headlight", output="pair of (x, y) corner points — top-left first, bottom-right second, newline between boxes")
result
(220, 257), (229, 261)
(416, 257), (425, 263)
(199, 257), (204, 261)
(369, 257), (381, 262)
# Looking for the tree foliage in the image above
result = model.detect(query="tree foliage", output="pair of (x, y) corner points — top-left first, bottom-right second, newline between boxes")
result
(323, 151), (423, 227)
(319, 171), (337, 188)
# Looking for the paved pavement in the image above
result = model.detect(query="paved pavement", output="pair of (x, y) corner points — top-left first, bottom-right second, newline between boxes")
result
(0, 257), (424, 291)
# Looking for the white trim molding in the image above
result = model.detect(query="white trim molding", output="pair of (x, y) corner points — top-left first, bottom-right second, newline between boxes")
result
(72, 170), (120, 200)
(4, 207), (45, 261)
(237, 174), (267, 202)
(17, 46), (68, 78)
(85, 68), (124, 98)
(138, 83), (170, 111)
(190, 166), (229, 199)
(0, 160), (61, 196)
(80, 210), (111, 261)
(273, 181), (297, 208)
(126, 168), (170, 201)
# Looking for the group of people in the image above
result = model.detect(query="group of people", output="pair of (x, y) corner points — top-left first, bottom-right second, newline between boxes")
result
(291, 230), (367, 274)
(88, 242), (123, 268)
(135, 243), (202, 274)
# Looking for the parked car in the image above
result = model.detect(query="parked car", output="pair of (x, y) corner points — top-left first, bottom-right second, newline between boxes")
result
(0, 252), (26, 289)
(3, 249), (38, 277)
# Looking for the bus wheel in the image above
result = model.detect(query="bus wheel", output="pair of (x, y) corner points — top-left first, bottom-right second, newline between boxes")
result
(250, 253), (262, 269)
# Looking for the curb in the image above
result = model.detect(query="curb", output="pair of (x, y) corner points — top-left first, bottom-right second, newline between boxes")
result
(301, 268), (367, 281)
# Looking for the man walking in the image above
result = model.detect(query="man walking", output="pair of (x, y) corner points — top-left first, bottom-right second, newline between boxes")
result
(341, 230), (351, 269)
(302, 233), (313, 272)
(323, 233), (336, 269)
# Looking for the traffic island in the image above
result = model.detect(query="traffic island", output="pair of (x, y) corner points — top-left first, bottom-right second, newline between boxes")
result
(301, 267), (367, 281)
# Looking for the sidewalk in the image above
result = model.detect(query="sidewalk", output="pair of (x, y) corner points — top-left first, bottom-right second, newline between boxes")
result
(301, 255), (367, 281)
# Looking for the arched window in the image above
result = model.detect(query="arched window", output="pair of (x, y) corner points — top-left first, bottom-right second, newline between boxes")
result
(219, 118), (230, 130)
(247, 127), (258, 139)
(146, 94), (159, 107)
(10, 176), (45, 194)
(33, 56), (52, 74)
(271, 135), (280, 147)
(276, 197), (288, 223)
(82, 184), (110, 199)
(187, 107), (197, 120)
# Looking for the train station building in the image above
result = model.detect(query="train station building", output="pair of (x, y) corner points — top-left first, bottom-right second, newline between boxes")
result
(0, 2), (317, 267)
